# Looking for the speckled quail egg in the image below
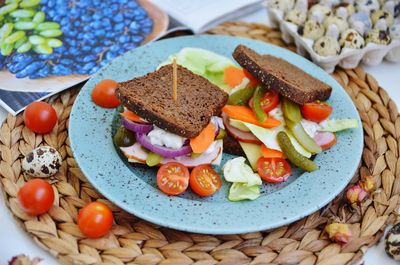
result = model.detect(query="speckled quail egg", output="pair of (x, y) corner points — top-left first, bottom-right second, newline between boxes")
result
(323, 16), (349, 33)
(365, 28), (391, 45)
(298, 19), (325, 40)
(340, 28), (365, 48)
(386, 223), (400, 260)
(390, 24), (400, 39)
(22, 146), (62, 178)
(355, 0), (380, 13)
(313, 36), (341, 56)
(371, 10), (394, 26)
(308, 4), (333, 21)
(285, 9), (307, 25)
(268, 0), (295, 12)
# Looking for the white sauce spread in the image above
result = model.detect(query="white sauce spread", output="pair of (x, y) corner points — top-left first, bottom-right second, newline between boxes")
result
(269, 104), (284, 122)
(301, 119), (321, 138)
(147, 126), (187, 150)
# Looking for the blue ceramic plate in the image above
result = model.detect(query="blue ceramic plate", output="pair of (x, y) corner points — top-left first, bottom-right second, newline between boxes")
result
(69, 35), (363, 234)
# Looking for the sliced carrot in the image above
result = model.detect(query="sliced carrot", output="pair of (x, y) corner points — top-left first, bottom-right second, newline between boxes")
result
(223, 66), (246, 88)
(190, 122), (216, 154)
(222, 105), (281, 128)
(260, 144), (284, 158)
(120, 110), (145, 123)
(243, 69), (261, 87)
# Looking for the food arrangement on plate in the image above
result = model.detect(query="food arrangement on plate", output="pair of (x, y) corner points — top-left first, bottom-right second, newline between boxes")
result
(89, 44), (358, 202)
(267, 0), (400, 72)
(0, 0), (153, 79)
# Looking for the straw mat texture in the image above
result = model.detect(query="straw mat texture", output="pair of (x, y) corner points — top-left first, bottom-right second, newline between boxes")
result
(1, 22), (399, 265)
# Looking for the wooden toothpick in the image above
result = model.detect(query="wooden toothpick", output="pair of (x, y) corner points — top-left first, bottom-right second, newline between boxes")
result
(172, 57), (178, 101)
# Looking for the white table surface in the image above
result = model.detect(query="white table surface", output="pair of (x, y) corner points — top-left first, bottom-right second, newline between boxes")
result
(1, 7), (400, 265)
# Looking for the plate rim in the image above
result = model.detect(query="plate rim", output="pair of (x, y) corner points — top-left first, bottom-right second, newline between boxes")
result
(69, 35), (364, 234)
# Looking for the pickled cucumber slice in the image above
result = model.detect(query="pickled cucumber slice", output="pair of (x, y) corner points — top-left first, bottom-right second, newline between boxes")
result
(216, 128), (226, 140)
(253, 86), (268, 122)
(286, 119), (322, 154)
(146, 152), (163, 167)
(282, 98), (301, 123)
(113, 126), (135, 147)
(277, 131), (317, 172)
(227, 86), (253, 105)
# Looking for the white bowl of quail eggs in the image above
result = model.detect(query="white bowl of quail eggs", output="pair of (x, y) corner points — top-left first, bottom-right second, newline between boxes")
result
(267, 0), (400, 73)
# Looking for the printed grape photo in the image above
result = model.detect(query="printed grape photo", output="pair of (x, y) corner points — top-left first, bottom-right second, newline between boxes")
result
(0, 0), (167, 114)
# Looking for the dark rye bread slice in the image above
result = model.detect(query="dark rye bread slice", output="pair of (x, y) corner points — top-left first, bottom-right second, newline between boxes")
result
(116, 64), (228, 138)
(223, 134), (245, 156)
(233, 45), (332, 104)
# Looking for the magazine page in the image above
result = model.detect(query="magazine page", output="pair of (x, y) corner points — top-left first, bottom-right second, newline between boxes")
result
(149, 0), (264, 33)
(0, 0), (168, 115)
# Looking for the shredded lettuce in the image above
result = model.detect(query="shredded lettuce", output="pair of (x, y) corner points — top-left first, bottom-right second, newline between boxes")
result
(223, 157), (262, 201)
(320, 119), (358, 132)
(158, 47), (235, 88)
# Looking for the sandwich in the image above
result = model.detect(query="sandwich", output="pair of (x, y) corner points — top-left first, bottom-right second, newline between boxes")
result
(221, 45), (357, 173)
(114, 63), (229, 167)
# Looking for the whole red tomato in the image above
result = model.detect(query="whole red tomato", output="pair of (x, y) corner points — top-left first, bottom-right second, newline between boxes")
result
(24, 102), (57, 134)
(18, 179), (54, 216)
(91, 79), (120, 108)
(78, 202), (114, 238)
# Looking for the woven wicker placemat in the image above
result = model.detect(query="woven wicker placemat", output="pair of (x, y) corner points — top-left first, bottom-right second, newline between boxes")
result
(1, 21), (399, 265)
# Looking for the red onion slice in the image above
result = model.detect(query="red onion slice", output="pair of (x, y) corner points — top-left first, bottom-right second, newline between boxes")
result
(162, 140), (223, 167)
(136, 133), (192, 158)
(122, 118), (153, 134)
(222, 113), (261, 144)
(120, 141), (223, 167)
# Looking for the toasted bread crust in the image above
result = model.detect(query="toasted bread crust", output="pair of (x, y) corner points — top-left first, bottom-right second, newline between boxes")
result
(233, 45), (332, 104)
(116, 64), (228, 138)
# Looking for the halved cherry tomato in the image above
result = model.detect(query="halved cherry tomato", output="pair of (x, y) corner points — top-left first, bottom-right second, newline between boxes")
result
(157, 162), (189, 195)
(17, 179), (54, 216)
(249, 90), (280, 113)
(91, 79), (120, 108)
(190, 165), (222, 197)
(78, 201), (114, 238)
(300, 101), (332, 123)
(23, 102), (57, 134)
(257, 157), (291, 183)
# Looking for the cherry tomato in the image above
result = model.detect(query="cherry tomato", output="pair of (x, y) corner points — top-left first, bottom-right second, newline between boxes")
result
(17, 179), (54, 216)
(300, 101), (332, 123)
(78, 202), (114, 238)
(23, 102), (57, 134)
(257, 157), (291, 183)
(157, 162), (189, 195)
(249, 90), (280, 113)
(190, 165), (222, 197)
(91, 79), (120, 108)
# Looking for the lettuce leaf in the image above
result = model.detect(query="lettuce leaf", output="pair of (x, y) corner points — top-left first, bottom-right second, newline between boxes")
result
(158, 47), (235, 88)
(228, 183), (260, 201)
(223, 157), (262, 201)
(319, 119), (358, 132)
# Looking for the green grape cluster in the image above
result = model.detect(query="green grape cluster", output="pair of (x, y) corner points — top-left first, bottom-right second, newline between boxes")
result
(0, 0), (63, 56)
